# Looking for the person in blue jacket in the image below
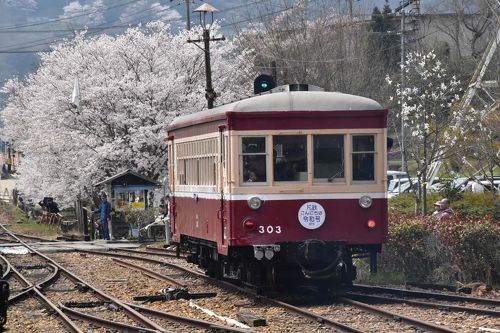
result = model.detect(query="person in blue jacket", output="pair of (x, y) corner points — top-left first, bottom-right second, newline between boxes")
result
(97, 192), (111, 240)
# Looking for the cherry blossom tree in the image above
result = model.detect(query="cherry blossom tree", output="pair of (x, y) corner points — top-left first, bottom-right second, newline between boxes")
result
(1, 22), (250, 206)
(386, 50), (463, 214)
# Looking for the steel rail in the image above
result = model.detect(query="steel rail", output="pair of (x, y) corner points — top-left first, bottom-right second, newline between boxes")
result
(114, 247), (185, 259)
(0, 225), (169, 333)
(35, 263), (60, 289)
(80, 249), (180, 265)
(338, 297), (460, 333)
(0, 236), (18, 244)
(126, 302), (257, 333)
(145, 246), (178, 254)
(84, 249), (366, 333)
(11, 232), (54, 242)
(59, 304), (164, 333)
(352, 284), (500, 307)
(113, 258), (187, 288)
(6, 259), (83, 333)
(346, 292), (500, 317)
(1, 253), (33, 305)
(144, 246), (188, 258)
(0, 253), (12, 279)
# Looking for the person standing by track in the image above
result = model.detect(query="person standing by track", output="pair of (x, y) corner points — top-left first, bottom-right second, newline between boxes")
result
(96, 193), (111, 240)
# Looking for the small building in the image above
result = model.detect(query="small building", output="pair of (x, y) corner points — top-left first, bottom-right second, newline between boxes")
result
(93, 169), (161, 210)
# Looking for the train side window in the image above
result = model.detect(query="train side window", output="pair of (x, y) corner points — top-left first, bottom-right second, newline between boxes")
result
(352, 135), (375, 181)
(313, 135), (344, 181)
(241, 137), (267, 184)
(273, 135), (308, 181)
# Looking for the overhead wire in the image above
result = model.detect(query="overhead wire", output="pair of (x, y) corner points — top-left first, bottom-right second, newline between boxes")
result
(0, 0), (141, 31)
(0, 0), (187, 53)
(0, 0), (272, 53)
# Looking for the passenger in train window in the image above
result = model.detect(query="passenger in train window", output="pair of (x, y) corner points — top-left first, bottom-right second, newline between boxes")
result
(243, 155), (266, 182)
(247, 170), (258, 182)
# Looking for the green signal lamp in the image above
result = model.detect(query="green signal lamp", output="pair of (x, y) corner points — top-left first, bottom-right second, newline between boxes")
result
(254, 74), (276, 94)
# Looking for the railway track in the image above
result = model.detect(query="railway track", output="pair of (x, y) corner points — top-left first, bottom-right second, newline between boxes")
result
(0, 224), (256, 332)
(2, 229), (497, 332)
(77, 247), (498, 333)
(0, 231), (55, 244)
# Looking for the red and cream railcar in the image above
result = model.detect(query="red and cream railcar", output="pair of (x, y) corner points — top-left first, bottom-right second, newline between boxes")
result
(166, 86), (388, 288)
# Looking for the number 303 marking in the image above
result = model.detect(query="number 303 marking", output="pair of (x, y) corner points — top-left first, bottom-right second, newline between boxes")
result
(258, 226), (282, 234)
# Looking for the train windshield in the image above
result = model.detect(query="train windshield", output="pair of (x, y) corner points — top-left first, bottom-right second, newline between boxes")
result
(239, 133), (377, 185)
(273, 135), (307, 182)
(241, 137), (267, 183)
(352, 135), (375, 181)
(313, 135), (344, 181)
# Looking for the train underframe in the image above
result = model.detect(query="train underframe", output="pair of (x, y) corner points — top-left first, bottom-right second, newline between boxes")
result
(178, 236), (379, 291)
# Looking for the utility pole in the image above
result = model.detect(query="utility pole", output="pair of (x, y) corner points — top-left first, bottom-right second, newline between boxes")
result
(400, 9), (405, 172)
(271, 60), (278, 85)
(188, 3), (225, 109)
(185, 0), (191, 30)
(395, 0), (420, 173)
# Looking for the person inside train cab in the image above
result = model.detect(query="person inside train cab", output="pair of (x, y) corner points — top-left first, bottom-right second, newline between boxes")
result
(247, 170), (258, 182)
(242, 137), (267, 183)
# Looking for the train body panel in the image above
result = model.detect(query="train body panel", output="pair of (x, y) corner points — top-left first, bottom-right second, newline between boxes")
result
(171, 195), (387, 247)
(228, 197), (388, 246)
(167, 89), (389, 288)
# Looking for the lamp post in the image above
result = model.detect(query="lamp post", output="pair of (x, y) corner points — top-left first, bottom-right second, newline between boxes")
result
(188, 3), (225, 109)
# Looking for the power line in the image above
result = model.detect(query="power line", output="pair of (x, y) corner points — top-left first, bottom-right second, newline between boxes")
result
(0, 0), (141, 32)
(249, 18), (465, 66)
(0, 2), (185, 53)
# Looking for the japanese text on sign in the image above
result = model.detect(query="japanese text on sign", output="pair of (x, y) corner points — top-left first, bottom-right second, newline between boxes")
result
(297, 202), (326, 230)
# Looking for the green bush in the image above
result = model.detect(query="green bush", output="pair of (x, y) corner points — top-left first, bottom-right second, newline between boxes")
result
(377, 213), (500, 285)
(123, 208), (158, 228)
(453, 193), (498, 218)
(390, 192), (498, 219)
(454, 223), (500, 283)
(378, 216), (454, 283)
(388, 193), (416, 215)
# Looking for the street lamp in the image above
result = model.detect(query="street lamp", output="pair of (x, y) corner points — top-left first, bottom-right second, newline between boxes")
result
(189, 3), (225, 109)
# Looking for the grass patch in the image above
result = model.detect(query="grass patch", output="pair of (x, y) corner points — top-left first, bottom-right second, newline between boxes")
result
(146, 241), (166, 248)
(354, 258), (406, 285)
(0, 202), (59, 238)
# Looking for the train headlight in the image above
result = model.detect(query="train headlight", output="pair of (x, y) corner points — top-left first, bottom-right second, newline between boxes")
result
(359, 195), (373, 208)
(247, 196), (263, 210)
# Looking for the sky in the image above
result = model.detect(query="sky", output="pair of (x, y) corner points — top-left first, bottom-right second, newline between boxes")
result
(0, 0), (436, 105)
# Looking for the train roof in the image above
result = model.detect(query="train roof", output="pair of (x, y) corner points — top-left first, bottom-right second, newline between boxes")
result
(168, 91), (384, 131)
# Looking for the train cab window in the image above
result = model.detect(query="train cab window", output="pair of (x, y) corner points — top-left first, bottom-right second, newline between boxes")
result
(273, 135), (307, 182)
(241, 137), (267, 184)
(352, 135), (375, 181)
(313, 135), (344, 181)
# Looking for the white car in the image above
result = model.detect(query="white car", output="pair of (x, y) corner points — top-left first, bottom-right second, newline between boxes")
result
(387, 171), (408, 190)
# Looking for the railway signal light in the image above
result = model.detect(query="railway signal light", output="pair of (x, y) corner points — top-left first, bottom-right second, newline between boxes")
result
(254, 74), (276, 94)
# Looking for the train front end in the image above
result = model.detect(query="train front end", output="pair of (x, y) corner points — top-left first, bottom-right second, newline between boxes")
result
(224, 91), (388, 288)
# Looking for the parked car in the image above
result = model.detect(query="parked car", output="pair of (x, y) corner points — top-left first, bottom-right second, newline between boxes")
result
(388, 178), (440, 198)
(387, 171), (408, 190)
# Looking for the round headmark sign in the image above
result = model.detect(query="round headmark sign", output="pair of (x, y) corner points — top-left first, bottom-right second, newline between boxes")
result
(297, 202), (326, 230)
